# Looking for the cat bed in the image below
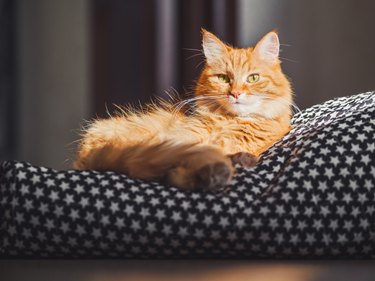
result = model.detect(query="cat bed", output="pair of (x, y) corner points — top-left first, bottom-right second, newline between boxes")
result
(1, 92), (374, 258)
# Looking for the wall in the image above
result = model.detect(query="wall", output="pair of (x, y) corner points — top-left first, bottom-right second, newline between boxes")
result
(11, 0), (375, 168)
(237, 0), (375, 109)
(16, 0), (91, 169)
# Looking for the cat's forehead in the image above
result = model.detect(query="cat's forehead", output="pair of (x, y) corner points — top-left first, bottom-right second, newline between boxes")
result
(228, 48), (252, 61)
(226, 48), (255, 72)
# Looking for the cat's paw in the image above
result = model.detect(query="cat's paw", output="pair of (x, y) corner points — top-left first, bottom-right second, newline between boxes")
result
(165, 147), (234, 191)
(229, 152), (257, 168)
(194, 162), (232, 191)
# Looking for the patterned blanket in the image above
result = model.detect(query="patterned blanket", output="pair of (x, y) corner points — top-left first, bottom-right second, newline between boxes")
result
(1, 92), (374, 258)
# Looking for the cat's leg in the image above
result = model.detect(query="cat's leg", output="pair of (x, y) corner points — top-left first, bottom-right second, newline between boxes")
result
(228, 152), (258, 168)
(75, 117), (234, 190)
(165, 146), (234, 191)
(76, 140), (233, 191)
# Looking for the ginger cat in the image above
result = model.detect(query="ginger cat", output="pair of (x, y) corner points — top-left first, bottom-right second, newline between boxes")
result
(74, 30), (293, 191)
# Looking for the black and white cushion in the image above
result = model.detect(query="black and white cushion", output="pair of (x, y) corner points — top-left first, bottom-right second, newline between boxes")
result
(1, 92), (374, 258)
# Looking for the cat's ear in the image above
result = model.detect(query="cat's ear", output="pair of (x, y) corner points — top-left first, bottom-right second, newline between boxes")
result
(254, 31), (280, 64)
(202, 29), (228, 65)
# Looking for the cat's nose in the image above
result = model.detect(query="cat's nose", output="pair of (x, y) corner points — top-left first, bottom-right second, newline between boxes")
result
(228, 92), (242, 99)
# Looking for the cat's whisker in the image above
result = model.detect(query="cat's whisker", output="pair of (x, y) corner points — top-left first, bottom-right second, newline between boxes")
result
(291, 104), (302, 115)
(185, 53), (204, 61)
(175, 95), (224, 104)
(279, 56), (299, 63)
(171, 94), (227, 115)
(174, 99), (203, 112)
(183, 47), (202, 52)
(195, 60), (206, 69)
(211, 103), (226, 115)
(277, 98), (302, 115)
(172, 97), (202, 114)
(263, 96), (302, 115)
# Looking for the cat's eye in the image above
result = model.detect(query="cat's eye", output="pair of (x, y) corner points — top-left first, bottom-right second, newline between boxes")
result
(247, 73), (260, 83)
(218, 74), (230, 83)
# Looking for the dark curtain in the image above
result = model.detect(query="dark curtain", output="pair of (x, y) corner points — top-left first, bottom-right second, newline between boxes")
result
(92, 0), (236, 116)
(0, 0), (16, 161)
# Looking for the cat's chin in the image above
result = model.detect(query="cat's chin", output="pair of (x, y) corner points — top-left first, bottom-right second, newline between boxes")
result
(228, 103), (260, 117)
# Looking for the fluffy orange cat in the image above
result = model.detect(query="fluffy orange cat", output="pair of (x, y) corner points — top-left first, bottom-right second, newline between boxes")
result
(74, 30), (293, 191)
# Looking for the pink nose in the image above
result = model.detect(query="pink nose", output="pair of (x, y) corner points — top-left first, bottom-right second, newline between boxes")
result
(228, 92), (242, 99)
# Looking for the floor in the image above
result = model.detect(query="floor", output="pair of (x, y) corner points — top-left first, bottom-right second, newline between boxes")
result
(0, 260), (374, 281)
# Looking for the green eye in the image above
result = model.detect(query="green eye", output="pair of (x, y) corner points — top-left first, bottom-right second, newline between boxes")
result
(247, 73), (260, 83)
(218, 74), (230, 83)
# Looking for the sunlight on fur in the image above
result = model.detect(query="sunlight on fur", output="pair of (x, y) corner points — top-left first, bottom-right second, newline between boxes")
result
(74, 30), (293, 191)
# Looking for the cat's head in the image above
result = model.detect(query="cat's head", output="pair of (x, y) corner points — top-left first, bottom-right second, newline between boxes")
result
(196, 30), (292, 119)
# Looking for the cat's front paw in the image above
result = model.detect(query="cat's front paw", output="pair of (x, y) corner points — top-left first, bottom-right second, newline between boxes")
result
(194, 162), (233, 191)
(165, 147), (234, 191)
(229, 152), (257, 168)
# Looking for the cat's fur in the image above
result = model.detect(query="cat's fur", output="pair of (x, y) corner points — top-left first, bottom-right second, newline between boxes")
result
(74, 30), (293, 191)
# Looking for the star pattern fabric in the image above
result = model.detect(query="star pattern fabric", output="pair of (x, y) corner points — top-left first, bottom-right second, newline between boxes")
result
(0, 92), (375, 258)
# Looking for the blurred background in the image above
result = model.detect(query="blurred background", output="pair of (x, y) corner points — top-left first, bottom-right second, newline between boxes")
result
(1, 0), (375, 169)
